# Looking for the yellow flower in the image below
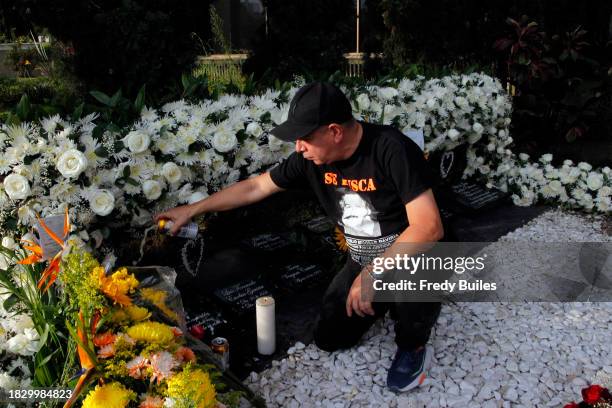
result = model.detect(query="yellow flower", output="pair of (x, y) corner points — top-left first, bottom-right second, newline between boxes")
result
(125, 305), (151, 321)
(95, 266), (139, 306)
(82, 382), (135, 408)
(126, 321), (174, 344)
(166, 367), (216, 408)
(139, 287), (178, 322)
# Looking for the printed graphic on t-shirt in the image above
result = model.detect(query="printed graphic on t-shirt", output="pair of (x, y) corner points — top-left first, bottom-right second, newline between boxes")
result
(338, 191), (381, 237)
(345, 233), (399, 265)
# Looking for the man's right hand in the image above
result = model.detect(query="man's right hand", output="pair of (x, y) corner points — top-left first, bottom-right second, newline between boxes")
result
(153, 205), (195, 236)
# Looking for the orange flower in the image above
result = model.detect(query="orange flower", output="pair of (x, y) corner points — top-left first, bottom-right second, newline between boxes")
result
(97, 344), (115, 359)
(126, 356), (149, 380)
(96, 267), (139, 306)
(174, 346), (196, 364)
(139, 395), (165, 408)
(93, 332), (116, 347)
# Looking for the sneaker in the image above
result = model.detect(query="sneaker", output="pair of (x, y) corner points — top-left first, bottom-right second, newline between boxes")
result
(386, 345), (432, 392)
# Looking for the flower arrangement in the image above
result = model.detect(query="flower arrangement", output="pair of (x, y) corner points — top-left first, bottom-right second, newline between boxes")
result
(0, 73), (608, 253)
(58, 247), (236, 408)
(564, 384), (612, 408)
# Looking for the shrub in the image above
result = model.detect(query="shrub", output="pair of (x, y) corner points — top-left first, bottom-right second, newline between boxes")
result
(15, 0), (213, 101)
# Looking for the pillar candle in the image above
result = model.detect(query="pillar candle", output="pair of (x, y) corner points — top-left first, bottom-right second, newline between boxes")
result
(256, 296), (276, 355)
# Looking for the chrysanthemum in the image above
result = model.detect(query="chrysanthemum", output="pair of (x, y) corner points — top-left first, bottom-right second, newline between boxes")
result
(95, 267), (139, 306)
(82, 382), (135, 408)
(126, 355), (149, 379)
(149, 351), (178, 384)
(165, 366), (216, 408)
(139, 394), (165, 408)
(174, 347), (196, 364)
(126, 321), (175, 344)
(125, 305), (151, 321)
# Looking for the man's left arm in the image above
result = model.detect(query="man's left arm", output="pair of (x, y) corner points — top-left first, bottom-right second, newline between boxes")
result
(345, 189), (443, 317)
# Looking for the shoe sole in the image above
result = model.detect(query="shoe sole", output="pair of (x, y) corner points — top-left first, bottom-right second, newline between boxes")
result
(388, 345), (432, 393)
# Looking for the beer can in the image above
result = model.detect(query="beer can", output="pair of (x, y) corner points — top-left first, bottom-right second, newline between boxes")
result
(211, 337), (229, 370)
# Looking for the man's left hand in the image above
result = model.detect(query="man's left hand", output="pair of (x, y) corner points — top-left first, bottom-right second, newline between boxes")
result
(346, 268), (375, 317)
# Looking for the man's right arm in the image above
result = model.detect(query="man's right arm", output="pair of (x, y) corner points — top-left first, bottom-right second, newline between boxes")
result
(153, 172), (283, 235)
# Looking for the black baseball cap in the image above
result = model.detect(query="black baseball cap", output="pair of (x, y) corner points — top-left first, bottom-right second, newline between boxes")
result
(270, 82), (353, 142)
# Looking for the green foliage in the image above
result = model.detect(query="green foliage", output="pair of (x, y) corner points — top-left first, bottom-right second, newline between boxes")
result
(14, 0), (213, 101)
(494, 16), (611, 148)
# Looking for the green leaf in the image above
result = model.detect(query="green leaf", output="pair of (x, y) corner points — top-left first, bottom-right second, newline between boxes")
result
(94, 146), (108, 158)
(92, 125), (105, 140)
(3, 294), (19, 311)
(123, 166), (131, 178)
(134, 85), (146, 112)
(109, 89), (122, 108)
(71, 103), (84, 121)
(125, 177), (139, 186)
(16, 94), (30, 121)
(181, 73), (191, 90)
(90, 90), (112, 107)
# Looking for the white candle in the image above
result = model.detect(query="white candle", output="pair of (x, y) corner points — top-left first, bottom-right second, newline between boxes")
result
(256, 296), (276, 355)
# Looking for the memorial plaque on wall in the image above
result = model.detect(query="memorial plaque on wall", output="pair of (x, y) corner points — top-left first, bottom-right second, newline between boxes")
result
(278, 263), (326, 291)
(242, 233), (291, 252)
(450, 181), (508, 211)
(213, 279), (272, 315)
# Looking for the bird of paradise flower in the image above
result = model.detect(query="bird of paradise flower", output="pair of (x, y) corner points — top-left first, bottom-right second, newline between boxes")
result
(18, 207), (70, 292)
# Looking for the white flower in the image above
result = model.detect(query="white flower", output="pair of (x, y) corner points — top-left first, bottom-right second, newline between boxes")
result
(188, 191), (208, 204)
(467, 133), (482, 144)
(472, 122), (484, 134)
(519, 153), (530, 161)
(0, 254), (9, 270)
(123, 130), (151, 153)
(586, 172), (604, 191)
(162, 162), (182, 184)
(378, 87), (398, 101)
(540, 154), (553, 163)
(268, 135), (284, 152)
(3, 174), (30, 200)
(212, 129), (238, 153)
(548, 180), (564, 195)
(0, 372), (19, 389)
(2, 236), (17, 250)
(447, 129), (460, 140)
(142, 180), (162, 200)
(578, 162), (592, 171)
(246, 122), (263, 137)
(56, 149), (88, 178)
(598, 186), (611, 197)
(89, 189), (115, 216)
(6, 329), (40, 356)
(596, 196), (610, 212)
(356, 93), (370, 110)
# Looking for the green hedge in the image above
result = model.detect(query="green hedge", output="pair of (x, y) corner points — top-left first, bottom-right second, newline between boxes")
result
(0, 77), (79, 110)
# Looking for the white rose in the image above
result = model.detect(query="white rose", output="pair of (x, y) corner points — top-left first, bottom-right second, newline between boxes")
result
(549, 180), (563, 195)
(448, 129), (460, 140)
(162, 162), (182, 184)
(3, 174), (30, 200)
(123, 130), (150, 153)
(519, 153), (530, 161)
(142, 180), (162, 200)
(541, 154), (553, 163)
(378, 87), (398, 101)
(89, 189), (115, 216)
(578, 162), (592, 171)
(188, 191), (209, 204)
(246, 122), (263, 137)
(0, 254), (8, 271)
(356, 93), (370, 110)
(472, 122), (484, 134)
(498, 129), (507, 138)
(586, 172), (604, 191)
(268, 135), (284, 152)
(596, 196), (610, 212)
(2, 236), (17, 250)
(56, 149), (88, 178)
(212, 130), (238, 153)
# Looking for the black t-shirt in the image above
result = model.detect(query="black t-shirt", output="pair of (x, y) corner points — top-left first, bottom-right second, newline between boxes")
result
(270, 122), (433, 265)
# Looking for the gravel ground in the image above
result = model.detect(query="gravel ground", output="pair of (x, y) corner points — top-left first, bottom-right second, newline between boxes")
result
(245, 210), (612, 408)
